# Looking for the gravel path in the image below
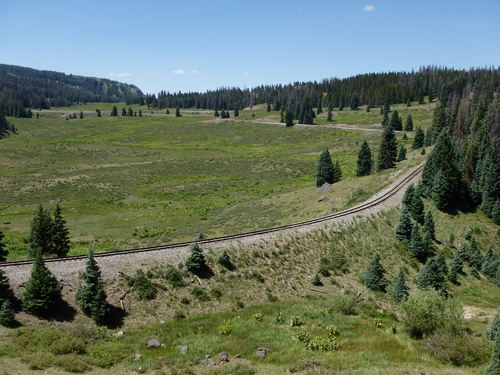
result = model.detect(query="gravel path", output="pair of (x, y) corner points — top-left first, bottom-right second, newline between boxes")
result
(2, 165), (422, 288)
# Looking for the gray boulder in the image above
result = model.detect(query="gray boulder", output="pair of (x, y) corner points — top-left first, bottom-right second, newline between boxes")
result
(255, 348), (269, 358)
(147, 339), (161, 348)
(319, 182), (332, 193)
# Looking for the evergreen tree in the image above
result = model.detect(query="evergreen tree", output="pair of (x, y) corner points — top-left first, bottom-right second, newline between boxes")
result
(409, 225), (433, 262)
(127, 107), (133, 116)
(391, 269), (409, 302)
(482, 334), (500, 375)
(52, 204), (70, 257)
(381, 111), (389, 127)
(79, 110), (83, 119)
(416, 254), (448, 295)
(0, 300), (16, 327)
(96, 109), (101, 117)
(395, 205), (413, 242)
(121, 107), (127, 116)
(361, 253), (388, 292)
(486, 313), (500, 341)
(76, 247), (109, 324)
(214, 110), (219, 117)
(405, 114), (414, 131)
(428, 104), (448, 144)
(326, 106), (333, 122)
(28, 205), (54, 255)
(377, 125), (397, 171)
(482, 249), (500, 279)
(0, 231), (7, 262)
(350, 93), (359, 110)
(406, 98), (412, 107)
(234, 108), (239, 117)
(175, 107), (181, 117)
(166, 108), (170, 114)
(403, 184), (416, 207)
(316, 98), (323, 114)
(422, 131), (465, 211)
(356, 140), (372, 176)
(266, 103), (271, 112)
(411, 194), (425, 223)
(285, 109), (294, 127)
(332, 160), (342, 183)
(468, 236), (483, 270)
(397, 144), (407, 162)
(0, 269), (14, 306)
(21, 251), (61, 316)
(218, 249), (233, 270)
(389, 110), (402, 130)
(185, 242), (208, 275)
(316, 149), (335, 187)
(448, 255), (464, 284)
(492, 200), (500, 225)
(412, 127), (425, 149)
(138, 110), (142, 117)
(422, 211), (435, 240)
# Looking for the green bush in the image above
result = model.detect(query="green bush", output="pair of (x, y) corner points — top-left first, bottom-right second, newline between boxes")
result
(127, 270), (157, 300)
(290, 315), (304, 327)
(424, 331), (491, 366)
(329, 293), (359, 315)
(218, 320), (233, 335)
(163, 265), (187, 288)
(399, 289), (462, 339)
(306, 336), (338, 351)
(191, 286), (210, 301)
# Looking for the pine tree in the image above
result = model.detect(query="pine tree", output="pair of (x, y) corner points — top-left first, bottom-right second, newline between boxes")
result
(111, 106), (118, 116)
(391, 269), (409, 302)
(127, 108), (134, 116)
(411, 194), (425, 223)
(214, 110), (219, 117)
(52, 204), (70, 257)
(316, 98), (323, 114)
(333, 160), (342, 183)
(381, 111), (389, 127)
(0, 269), (14, 306)
(416, 254), (448, 295)
(356, 140), (372, 176)
(428, 104), (448, 144)
(28, 205), (54, 255)
(218, 249), (233, 269)
(79, 110), (83, 119)
(491, 200), (500, 225)
(21, 251), (61, 316)
(316, 149), (335, 187)
(486, 313), (500, 341)
(468, 236), (483, 270)
(397, 144), (407, 162)
(403, 184), (416, 207)
(483, 334), (500, 375)
(409, 225), (432, 262)
(361, 253), (388, 292)
(96, 109), (101, 117)
(377, 125), (397, 171)
(0, 300), (16, 327)
(266, 103), (271, 112)
(234, 108), (239, 117)
(389, 110), (402, 130)
(326, 106), (333, 122)
(412, 127), (425, 149)
(422, 211), (435, 240)
(395, 205), (413, 242)
(166, 109), (170, 114)
(350, 93), (359, 110)
(138, 110), (142, 117)
(175, 107), (181, 117)
(121, 107), (127, 116)
(405, 114), (414, 131)
(0, 231), (7, 262)
(76, 247), (109, 324)
(448, 255), (463, 284)
(482, 249), (500, 279)
(185, 242), (208, 275)
(285, 109), (294, 127)
(406, 98), (412, 107)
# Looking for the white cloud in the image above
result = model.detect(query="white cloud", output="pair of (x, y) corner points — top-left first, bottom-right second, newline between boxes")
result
(192, 70), (199, 74)
(363, 5), (375, 12)
(172, 69), (185, 75)
(107, 72), (131, 77)
(243, 72), (251, 76)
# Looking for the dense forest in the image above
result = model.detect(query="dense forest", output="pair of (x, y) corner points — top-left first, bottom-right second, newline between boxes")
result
(0, 64), (143, 116)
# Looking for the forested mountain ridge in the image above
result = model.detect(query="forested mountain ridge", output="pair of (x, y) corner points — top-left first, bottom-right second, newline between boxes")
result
(0, 64), (143, 116)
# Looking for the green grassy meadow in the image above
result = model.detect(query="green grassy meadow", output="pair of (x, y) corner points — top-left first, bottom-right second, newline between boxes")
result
(1, 105), (432, 259)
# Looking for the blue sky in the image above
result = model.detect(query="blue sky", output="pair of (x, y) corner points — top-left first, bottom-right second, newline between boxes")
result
(1, 0), (499, 94)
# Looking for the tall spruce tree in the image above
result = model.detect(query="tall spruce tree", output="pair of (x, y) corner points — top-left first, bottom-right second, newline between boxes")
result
(486, 313), (500, 341)
(409, 225), (433, 262)
(428, 104), (448, 144)
(76, 247), (109, 324)
(397, 144), (407, 162)
(28, 205), (54, 255)
(326, 104), (333, 122)
(175, 107), (181, 117)
(21, 251), (61, 316)
(411, 194), (425, 223)
(333, 160), (342, 183)
(448, 254), (464, 284)
(0, 300), (16, 327)
(121, 107), (127, 116)
(79, 110), (83, 119)
(185, 242), (208, 275)
(391, 269), (409, 302)
(52, 204), (70, 257)
(403, 184), (416, 207)
(381, 111), (389, 127)
(316, 149), (335, 187)
(0, 269), (14, 306)
(377, 125), (397, 171)
(0, 231), (7, 262)
(350, 93), (359, 110)
(416, 254), (448, 296)
(285, 109), (294, 127)
(405, 114), (414, 131)
(356, 140), (372, 176)
(395, 205), (413, 242)
(361, 253), (388, 292)
(483, 334), (500, 375)
(422, 211), (435, 240)
(412, 127), (425, 149)
(389, 110), (402, 130)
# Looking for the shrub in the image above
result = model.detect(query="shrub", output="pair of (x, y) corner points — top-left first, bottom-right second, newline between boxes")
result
(275, 312), (284, 323)
(360, 253), (388, 292)
(306, 337), (338, 351)
(190, 286), (210, 301)
(424, 331), (491, 366)
(128, 270), (157, 300)
(0, 300), (16, 327)
(295, 331), (311, 343)
(290, 315), (304, 327)
(218, 320), (233, 335)
(325, 325), (340, 338)
(218, 250), (234, 270)
(311, 273), (323, 286)
(248, 271), (265, 283)
(329, 293), (359, 315)
(253, 313), (263, 321)
(163, 265), (187, 288)
(399, 289), (462, 339)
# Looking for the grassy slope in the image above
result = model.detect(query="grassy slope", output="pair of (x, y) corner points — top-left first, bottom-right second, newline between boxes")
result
(0, 199), (498, 374)
(1, 105), (429, 259)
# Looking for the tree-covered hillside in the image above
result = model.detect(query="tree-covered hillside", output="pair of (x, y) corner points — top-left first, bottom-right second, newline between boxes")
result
(0, 64), (143, 116)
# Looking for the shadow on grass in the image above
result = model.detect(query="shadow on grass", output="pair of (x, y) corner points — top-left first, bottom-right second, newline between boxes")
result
(103, 304), (126, 329)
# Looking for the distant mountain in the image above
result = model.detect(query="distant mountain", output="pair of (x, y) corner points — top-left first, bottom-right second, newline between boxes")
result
(0, 64), (143, 116)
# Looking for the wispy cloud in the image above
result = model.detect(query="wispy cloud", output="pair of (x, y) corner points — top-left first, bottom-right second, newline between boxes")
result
(243, 72), (251, 76)
(363, 5), (375, 12)
(192, 70), (199, 75)
(172, 69), (185, 75)
(107, 72), (131, 77)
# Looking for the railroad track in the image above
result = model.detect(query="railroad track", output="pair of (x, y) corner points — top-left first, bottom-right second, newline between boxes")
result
(0, 163), (424, 268)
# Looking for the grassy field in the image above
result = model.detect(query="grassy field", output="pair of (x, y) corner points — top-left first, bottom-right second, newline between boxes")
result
(0, 104), (432, 259)
(0, 199), (498, 374)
